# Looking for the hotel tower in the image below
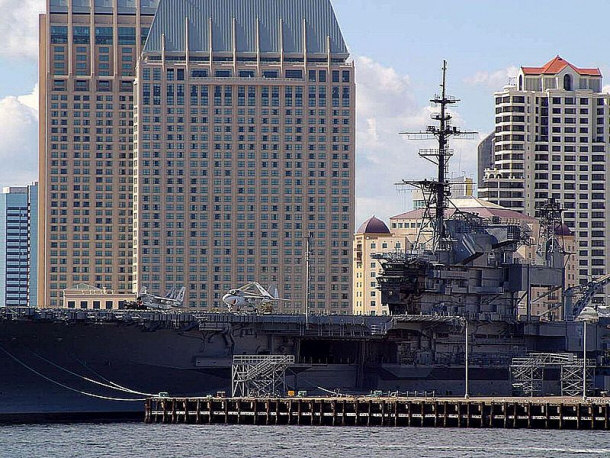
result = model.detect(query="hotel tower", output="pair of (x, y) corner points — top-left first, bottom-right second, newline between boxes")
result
(480, 56), (609, 287)
(132, 0), (355, 310)
(40, 0), (354, 311)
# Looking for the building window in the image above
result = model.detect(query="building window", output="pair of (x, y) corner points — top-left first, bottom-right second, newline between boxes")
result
(118, 27), (136, 45)
(564, 74), (572, 91)
(286, 70), (302, 79)
(50, 26), (68, 44)
(95, 27), (113, 44)
(73, 26), (90, 44)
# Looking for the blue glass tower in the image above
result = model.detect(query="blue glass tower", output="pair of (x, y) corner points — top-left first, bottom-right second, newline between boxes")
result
(0, 184), (38, 307)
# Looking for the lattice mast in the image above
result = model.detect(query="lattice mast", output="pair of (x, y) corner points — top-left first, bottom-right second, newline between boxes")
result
(536, 198), (564, 263)
(399, 60), (477, 251)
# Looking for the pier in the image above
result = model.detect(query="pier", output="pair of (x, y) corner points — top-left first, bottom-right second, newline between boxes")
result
(144, 396), (610, 429)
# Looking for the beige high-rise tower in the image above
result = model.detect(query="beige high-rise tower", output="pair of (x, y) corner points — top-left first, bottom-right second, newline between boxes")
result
(480, 56), (608, 287)
(132, 0), (355, 311)
(39, 0), (160, 307)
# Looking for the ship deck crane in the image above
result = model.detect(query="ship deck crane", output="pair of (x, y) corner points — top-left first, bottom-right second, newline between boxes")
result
(538, 273), (610, 320)
(566, 273), (610, 320)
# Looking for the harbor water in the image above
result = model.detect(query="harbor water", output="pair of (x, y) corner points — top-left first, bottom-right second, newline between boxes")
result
(2, 423), (610, 457)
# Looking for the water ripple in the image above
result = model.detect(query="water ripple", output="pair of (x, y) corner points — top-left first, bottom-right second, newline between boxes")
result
(2, 424), (610, 457)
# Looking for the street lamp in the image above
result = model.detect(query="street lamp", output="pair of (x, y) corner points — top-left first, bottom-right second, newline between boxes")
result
(576, 306), (599, 401)
(464, 318), (469, 399)
(455, 317), (469, 399)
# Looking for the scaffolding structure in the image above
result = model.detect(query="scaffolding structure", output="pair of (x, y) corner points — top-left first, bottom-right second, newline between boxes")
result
(510, 353), (595, 397)
(231, 355), (295, 397)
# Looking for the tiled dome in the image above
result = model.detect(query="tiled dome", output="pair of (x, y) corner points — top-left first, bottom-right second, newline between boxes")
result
(357, 216), (390, 234)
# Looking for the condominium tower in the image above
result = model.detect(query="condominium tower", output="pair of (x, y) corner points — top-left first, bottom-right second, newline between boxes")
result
(0, 184), (38, 306)
(132, 0), (355, 311)
(39, 0), (159, 307)
(480, 56), (608, 284)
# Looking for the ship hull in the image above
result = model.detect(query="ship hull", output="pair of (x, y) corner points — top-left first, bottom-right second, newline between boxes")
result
(1, 311), (606, 421)
(0, 317), (507, 420)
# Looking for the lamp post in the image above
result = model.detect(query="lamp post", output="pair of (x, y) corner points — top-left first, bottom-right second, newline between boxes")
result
(576, 306), (599, 401)
(464, 319), (469, 399)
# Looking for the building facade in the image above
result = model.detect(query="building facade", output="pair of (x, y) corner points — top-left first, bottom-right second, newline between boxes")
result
(477, 132), (494, 190)
(352, 216), (410, 316)
(0, 184), (38, 307)
(132, 0), (355, 311)
(479, 56), (607, 286)
(38, 0), (160, 307)
(62, 283), (136, 310)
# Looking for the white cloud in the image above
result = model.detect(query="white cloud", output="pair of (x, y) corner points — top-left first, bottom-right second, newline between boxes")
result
(0, 0), (45, 59)
(354, 56), (482, 227)
(463, 66), (519, 90)
(0, 85), (39, 187)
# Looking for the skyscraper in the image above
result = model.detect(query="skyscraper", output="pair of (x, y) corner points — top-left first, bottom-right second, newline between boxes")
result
(0, 184), (38, 307)
(39, 0), (160, 307)
(132, 0), (355, 311)
(480, 56), (607, 286)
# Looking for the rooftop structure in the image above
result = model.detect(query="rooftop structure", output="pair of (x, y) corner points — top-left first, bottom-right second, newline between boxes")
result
(143, 0), (348, 56)
(356, 216), (390, 235)
(521, 56), (601, 77)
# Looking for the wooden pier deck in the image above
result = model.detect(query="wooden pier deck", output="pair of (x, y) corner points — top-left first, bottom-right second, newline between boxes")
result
(144, 396), (610, 429)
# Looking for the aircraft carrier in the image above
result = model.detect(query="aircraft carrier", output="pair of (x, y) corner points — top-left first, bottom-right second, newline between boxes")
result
(1, 306), (609, 421)
(2, 62), (610, 421)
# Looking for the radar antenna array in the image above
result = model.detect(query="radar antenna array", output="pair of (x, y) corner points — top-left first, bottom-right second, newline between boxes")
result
(535, 198), (564, 263)
(398, 60), (477, 251)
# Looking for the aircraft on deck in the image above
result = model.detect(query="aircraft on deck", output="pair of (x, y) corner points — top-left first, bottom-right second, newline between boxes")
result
(126, 286), (186, 310)
(222, 282), (289, 312)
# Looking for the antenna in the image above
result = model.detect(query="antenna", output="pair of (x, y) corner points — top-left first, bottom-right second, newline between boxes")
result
(536, 198), (564, 264)
(398, 60), (477, 251)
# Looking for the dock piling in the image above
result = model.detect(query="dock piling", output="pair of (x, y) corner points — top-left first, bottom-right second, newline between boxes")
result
(144, 396), (610, 430)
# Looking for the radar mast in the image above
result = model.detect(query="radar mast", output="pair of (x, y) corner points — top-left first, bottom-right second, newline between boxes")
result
(398, 60), (477, 251)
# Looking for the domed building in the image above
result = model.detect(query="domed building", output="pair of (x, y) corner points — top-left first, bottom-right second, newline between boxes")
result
(356, 216), (391, 235)
(352, 216), (411, 316)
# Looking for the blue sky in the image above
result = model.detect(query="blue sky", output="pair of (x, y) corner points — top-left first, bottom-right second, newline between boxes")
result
(1, 0), (609, 223)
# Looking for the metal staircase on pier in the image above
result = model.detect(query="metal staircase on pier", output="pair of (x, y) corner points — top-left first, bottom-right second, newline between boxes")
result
(231, 355), (295, 397)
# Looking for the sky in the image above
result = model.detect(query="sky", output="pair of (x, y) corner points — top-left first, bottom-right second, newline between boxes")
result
(2, 0), (610, 224)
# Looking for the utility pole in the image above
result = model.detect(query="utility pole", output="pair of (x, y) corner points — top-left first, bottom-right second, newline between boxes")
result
(583, 320), (587, 401)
